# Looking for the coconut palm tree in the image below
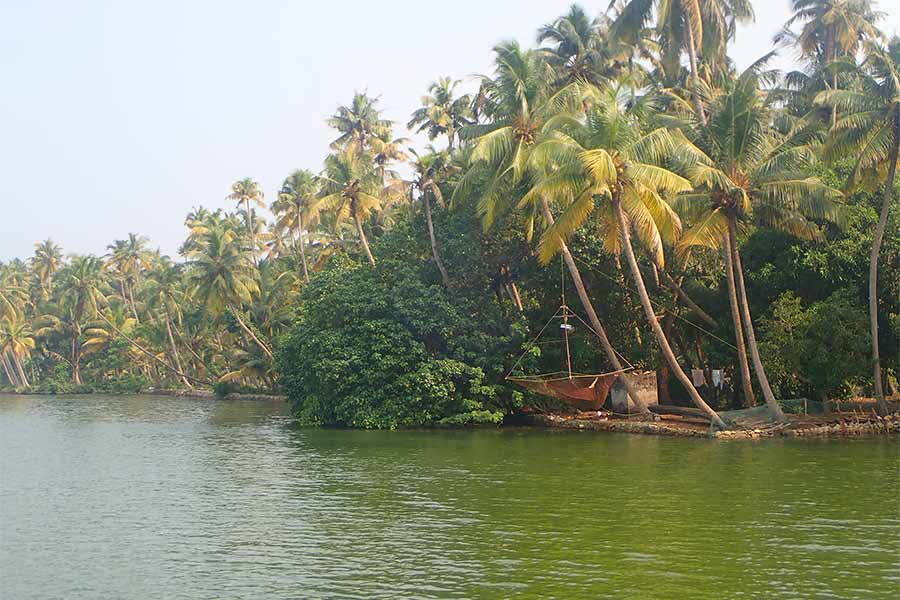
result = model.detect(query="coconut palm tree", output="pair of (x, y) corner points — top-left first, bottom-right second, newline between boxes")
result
(407, 78), (474, 150)
(106, 233), (148, 322)
(408, 148), (455, 288)
(0, 315), (35, 388)
(538, 4), (639, 87)
(778, 0), (883, 124)
(248, 260), (297, 343)
(454, 41), (588, 228)
(612, 0), (754, 124)
(31, 239), (63, 299)
(186, 225), (271, 358)
(274, 170), (320, 283)
(817, 37), (900, 414)
(0, 266), (27, 322)
(524, 84), (728, 428)
(227, 178), (266, 251)
(145, 257), (192, 387)
(370, 133), (410, 184)
(36, 255), (108, 384)
(677, 62), (845, 420)
(81, 302), (138, 358)
(317, 150), (383, 266)
(456, 45), (655, 417)
(327, 92), (393, 156)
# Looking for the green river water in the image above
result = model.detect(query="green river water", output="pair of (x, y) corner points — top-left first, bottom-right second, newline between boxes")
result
(0, 394), (898, 598)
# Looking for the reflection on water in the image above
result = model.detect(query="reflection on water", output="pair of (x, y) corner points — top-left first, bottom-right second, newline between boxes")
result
(1, 394), (898, 599)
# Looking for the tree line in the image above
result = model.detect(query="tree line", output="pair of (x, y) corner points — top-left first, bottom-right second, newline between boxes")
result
(1, 0), (898, 427)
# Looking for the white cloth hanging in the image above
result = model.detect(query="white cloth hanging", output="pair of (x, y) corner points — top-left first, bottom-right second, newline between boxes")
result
(691, 368), (706, 387)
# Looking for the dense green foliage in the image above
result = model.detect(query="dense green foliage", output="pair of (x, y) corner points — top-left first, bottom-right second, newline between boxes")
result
(2, 1), (898, 425)
(277, 258), (500, 427)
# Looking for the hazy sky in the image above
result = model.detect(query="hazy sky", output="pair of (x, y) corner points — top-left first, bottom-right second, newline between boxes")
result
(2, 0), (898, 261)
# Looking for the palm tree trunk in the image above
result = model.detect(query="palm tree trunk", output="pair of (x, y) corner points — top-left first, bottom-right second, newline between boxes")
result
(827, 29), (838, 128)
(165, 310), (192, 388)
(423, 194), (451, 288)
(613, 195), (726, 429)
(297, 213), (311, 283)
(229, 307), (274, 360)
(352, 201), (376, 266)
(723, 233), (756, 407)
(683, 14), (707, 125)
(13, 354), (29, 389)
(127, 282), (140, 323)
(727, 217), (786, 421)
(1, 351), (20, 387)
(540, 197), (652, 417)
(869, 123), (898, 414)
(507, 282), (524, 312)
(661, 271), (717, 328)
(71, 338), (81, 385)
(97, 312), (212, 385)
(245, 199), (255, 250)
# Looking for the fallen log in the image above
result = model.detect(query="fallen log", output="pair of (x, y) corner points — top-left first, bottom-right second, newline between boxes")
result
(649, 404), (712, 420)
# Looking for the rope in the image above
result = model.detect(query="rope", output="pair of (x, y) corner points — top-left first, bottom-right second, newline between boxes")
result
(572, 255), (738, 352)
(567, 310), (635, 370)
(507, 368), (629, 383)
(560, 256), (573, 379)
(505, 305), (565, 378)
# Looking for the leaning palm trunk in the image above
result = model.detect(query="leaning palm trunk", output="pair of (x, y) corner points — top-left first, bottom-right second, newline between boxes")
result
(164, 311), (192, 388)
(245, 199), (255, 251)
(507, 281), (524, 313)
(869, 129), (898, 414)
(683, 15), (707, 125)
(727, 218), (786, 421)
(540, 197), (652, 417)
(423, 194), (451, 288)
(71, 337), (82, 385)
(723, 234), (757, 407)
(127, 282), (140, 323)
(229, 307), (274, 360)
(352, 200), (376, 266)
(13, 354), (29, 389)
(1, 351), (20, 387)
(612, 195), (727, 429)
(661, 271), (717, 328)
(97, 312), (211, 386)
(297, 213), (310, 283)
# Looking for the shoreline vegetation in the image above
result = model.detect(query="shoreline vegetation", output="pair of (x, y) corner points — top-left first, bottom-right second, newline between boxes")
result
(3, 389), (897, 439)
(2, 1), (899, 433)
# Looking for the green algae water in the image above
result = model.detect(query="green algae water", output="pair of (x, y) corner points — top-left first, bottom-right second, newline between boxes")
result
(1, 394), (898, 599)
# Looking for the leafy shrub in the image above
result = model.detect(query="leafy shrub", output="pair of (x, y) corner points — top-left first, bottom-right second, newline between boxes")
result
(275, 257), (510, 428)
(759, 289), (870, 400)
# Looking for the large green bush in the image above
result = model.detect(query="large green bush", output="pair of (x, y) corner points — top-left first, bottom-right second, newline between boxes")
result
(275, 254), (513, 428)
(759, 289), (870, 401)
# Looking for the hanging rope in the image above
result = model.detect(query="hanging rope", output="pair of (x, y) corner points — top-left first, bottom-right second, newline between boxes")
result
(560, 256), (573, 379)
(571, 255), (738, 352)
(506, 305), (564, 378)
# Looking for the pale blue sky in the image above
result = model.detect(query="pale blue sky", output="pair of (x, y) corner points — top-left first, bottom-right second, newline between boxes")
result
(2, 0), (898, 261)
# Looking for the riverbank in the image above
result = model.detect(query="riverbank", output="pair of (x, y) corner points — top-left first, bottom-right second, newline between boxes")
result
(2, 389), (896, 438)
(141, 388), (287, 402)
(0, 388), (287, 402)
(523, 410), (900, 439)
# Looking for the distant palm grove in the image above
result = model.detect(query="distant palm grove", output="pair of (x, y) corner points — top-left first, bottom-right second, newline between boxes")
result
(2, 1), (898, 427)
